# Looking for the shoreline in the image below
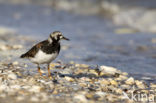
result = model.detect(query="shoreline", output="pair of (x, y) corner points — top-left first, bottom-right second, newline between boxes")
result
(0, 59), (156, 103)
(0, 27), (156, 103)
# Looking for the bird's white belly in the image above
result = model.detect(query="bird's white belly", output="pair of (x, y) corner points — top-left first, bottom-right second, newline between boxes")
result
(30, 50), (58, 64)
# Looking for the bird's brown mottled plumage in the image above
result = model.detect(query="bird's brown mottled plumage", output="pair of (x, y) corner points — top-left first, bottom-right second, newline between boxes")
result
(20, 41), (45, 58)
(20, 40), (60, 58)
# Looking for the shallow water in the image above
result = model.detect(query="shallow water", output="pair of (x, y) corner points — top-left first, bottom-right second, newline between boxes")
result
(0, 3), (156, 76)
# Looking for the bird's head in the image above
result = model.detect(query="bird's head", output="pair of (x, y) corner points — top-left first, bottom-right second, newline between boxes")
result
(48, 31), (69, 43)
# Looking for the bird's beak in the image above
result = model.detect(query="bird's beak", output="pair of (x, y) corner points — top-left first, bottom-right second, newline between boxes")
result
(63, 36), (70, 41)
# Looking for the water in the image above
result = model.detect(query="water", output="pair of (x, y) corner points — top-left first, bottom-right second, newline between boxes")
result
(0, 3), (156, 76)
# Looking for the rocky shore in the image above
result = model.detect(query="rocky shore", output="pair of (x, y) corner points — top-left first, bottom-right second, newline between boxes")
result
(1, 61), (156, 103)
(0, 27), (156, 103)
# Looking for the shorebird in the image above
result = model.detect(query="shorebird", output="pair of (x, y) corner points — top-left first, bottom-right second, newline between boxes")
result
(20, 31), (69, 77)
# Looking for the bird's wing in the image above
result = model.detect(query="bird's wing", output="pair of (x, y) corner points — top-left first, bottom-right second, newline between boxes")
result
(20, 40), (47, 58)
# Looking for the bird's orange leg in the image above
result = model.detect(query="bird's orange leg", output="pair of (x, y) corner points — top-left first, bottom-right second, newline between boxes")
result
(37, 65), (42, 76)
(48, 64), (51, 77)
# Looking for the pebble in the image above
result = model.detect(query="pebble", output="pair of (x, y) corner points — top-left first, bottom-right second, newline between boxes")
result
(30, 96), (39, 102)
(116, 75), (128, 81)
(0, 84), (7, 92)
(29, 86), (42, 93)
(110, 80), (118, 86)
(0, 61), (155, 103)
(10, 85), (21, 90)
(16, 96), (24, 101)
(12, 45), (23, 49)
(115, 88), (123, 94)
(75, 64), (89, 68)
(0, 27), (15, 34)
(150, 83), (156, 88)
(64, 76), (75, 82)
(95, 91), (106, 97)
(12, 61), (19, 65)
(100, 65), (120, 75)
(0, 44), (9, 51)
(121, 84), (131, 90)
(74, 94), (88, 102)
(85, 93), (94, 99)
(8, 73), (17, 80)
(135, 80), (146, 89)
(125, 77), (135, 85)
(89, 69), (99, 76)
(99, 79), (110, 85)
(0, 44), (22, 51)
(2, 26), (156, 102)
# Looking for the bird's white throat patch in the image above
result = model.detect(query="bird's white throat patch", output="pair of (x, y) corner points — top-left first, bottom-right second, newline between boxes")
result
(48, 37), (53, 43)
(30, 50), (58, 64)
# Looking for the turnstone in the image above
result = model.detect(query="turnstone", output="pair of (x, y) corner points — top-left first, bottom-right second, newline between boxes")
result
(20, 31), (69, 77)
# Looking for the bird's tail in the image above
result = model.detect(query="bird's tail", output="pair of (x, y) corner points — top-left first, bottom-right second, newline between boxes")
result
(20, 53), (27, 58)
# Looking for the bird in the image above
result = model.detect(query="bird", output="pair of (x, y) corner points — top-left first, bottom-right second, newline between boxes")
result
(20, 31), (69, 77)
